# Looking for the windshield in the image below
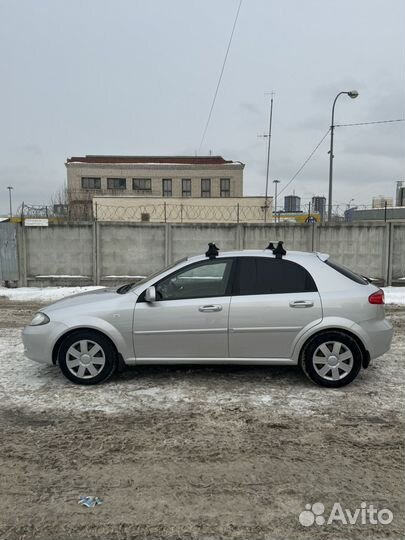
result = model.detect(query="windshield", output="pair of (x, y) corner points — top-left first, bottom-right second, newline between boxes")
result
(117, 258), (188, 293)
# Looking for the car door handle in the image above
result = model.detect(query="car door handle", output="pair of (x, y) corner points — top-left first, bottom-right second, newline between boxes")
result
(199, 305), (223, 312)
(289, 300), (314, 308)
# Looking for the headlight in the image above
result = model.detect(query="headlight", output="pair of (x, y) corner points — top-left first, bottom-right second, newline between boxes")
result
(29, 312), (50, 326)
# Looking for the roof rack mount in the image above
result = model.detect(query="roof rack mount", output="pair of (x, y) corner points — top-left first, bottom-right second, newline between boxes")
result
(206, 242), (219, 259)
(266, 240), (286, 259)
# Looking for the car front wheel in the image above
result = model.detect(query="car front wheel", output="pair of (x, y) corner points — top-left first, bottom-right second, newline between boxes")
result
(58, 330), (117, 385)
(301, 331), (363, 388)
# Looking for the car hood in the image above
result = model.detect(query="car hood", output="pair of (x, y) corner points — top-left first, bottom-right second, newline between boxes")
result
(41, 287), (125, 313)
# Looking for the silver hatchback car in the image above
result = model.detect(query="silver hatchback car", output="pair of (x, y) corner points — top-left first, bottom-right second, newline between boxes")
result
(22, 242), (393, 388)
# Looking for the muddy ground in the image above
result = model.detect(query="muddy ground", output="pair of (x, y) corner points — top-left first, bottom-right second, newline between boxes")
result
(0, 297), (404, 540)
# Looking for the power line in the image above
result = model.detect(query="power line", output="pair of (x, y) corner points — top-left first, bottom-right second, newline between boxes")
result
(277, 129), (331, 197)
(197, 0), (243, 153)
(276, 117), (404, 199)
(274, 118), (403, 198)
(335, 118), (405, 127)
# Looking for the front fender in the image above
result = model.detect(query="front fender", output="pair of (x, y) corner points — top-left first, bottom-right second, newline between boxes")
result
(291, 316), (367, 363)
(54, 316), (132, 360)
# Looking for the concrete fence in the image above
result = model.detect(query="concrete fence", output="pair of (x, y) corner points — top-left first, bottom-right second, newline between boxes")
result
(2, 221), (404, 287)
(0, 223), (18, 282)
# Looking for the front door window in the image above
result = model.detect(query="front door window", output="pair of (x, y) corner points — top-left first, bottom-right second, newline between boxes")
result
(156, 259), (232, 301)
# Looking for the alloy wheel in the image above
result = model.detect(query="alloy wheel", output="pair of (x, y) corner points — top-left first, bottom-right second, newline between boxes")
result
(312, 341), (354, 382)
(65, 339), (106, 379)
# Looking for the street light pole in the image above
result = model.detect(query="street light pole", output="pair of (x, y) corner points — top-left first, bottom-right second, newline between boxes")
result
(327, 90), (359, 221)
(7, 186), (13, 217)
(273, 179), (280, 223)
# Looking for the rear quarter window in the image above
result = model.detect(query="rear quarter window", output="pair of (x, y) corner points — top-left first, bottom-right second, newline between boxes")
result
(325, 260), (368, 285)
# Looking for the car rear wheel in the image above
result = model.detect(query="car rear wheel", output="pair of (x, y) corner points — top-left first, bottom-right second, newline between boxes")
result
(58, 330), (117, 385)
(301, 331), (362, 388)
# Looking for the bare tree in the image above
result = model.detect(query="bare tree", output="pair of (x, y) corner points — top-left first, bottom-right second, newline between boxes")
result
(50, 183), (69, 206)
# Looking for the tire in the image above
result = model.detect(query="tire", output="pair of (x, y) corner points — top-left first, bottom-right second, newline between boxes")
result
(58, 330), (118, 385)
(300, 331), (363, 388)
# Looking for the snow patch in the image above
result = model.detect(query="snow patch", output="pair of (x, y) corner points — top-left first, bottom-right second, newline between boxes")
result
(0, 329), (310, 414)
(104, 275), (145, 279)
(383, 287), (405, 305)
(0, 286), (104, 303)
(35, 275), (89, 279)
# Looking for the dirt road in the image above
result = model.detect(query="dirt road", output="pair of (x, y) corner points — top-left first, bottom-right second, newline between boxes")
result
(0, 298), (403, 539)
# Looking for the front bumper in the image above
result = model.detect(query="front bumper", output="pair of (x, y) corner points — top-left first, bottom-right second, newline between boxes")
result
(22, 321), (68, 365)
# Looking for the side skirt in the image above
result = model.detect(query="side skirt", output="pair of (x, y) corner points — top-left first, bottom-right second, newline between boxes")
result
(124, 357), (298, 366)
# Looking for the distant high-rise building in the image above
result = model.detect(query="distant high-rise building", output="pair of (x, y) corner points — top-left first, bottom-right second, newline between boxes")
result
(396, 181), (404, 206)
(312, 196), (326, 220)
(398, 188), (405, 207)
(284, 195), (301, 213)
(372, 196), (393, 209)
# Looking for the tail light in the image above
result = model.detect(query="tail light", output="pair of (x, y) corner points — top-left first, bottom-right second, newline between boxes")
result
(368, 289), (385, 304)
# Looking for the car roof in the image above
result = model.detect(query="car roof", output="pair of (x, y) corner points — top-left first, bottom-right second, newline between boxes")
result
(187, 249), (329, 264)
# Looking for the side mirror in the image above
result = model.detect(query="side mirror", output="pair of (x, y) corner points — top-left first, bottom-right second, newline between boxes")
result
(145, 286), (156, 303)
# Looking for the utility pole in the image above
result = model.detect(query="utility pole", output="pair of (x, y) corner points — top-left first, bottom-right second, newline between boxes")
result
(7, 186), (13, 217)
(259, 92), (275, 224)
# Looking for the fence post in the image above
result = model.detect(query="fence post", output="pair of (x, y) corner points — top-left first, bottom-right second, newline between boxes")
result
(236, 203), (240, 224)
(17, 222), (28, 287)
(164, 202), (167, 223)
(312, 222), (320, 253)
(311, 221), (316, 251)
(92, 221), (100, 285)
(382, 222), (392, 286)
(164, 223), (172, 265)
(92, 221), (97, 285)
(387, 222), (394, 286)
(236, 223), (243, 250)
(309, 222), (313, 252)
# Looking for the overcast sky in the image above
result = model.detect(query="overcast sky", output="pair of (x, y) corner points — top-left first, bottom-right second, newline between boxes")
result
(0, 0), (404, 214)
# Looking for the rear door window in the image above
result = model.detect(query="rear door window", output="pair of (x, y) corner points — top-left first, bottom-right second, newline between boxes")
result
(233, 257), (317, 295)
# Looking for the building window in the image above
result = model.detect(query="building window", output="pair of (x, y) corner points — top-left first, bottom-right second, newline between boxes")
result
(81, 177), (101, 189)
(133, 178), (152, 192)
(162, 179), (172, 197)
(182, 179), (191, 197)
(201, 178), (211, 198)
(220, 178), (231, 198)
(107, 178), (126, 190)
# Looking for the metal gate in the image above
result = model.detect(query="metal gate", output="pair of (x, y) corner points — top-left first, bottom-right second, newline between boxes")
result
(0, 222), (18, 282)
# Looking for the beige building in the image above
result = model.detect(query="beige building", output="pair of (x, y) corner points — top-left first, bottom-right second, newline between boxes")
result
(93, 195), (272, 223)
(66, 155), (243, 197)
(64, 157), (275, 223)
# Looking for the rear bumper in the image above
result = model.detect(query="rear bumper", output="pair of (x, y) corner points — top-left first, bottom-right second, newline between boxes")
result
(22, 321), (68, 365)
(353, 318), (393, 360)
